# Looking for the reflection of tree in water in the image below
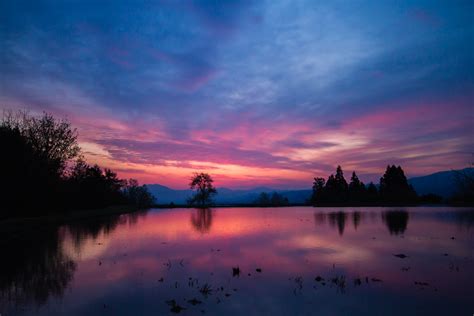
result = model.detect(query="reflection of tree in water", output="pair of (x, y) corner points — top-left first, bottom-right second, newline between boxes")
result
(314, 211), (366, 235)
(0, 226), (76, 311)
(191, 208), (213, 233)
(313, 212), (327, 226)
(454, 210), (474, 230)
(352, 212), (361, 230)
(66, 210), (147, 252)
(0, 211), (147, 311)
(382, 210), (409, 235)
(328, 212), (347, 236)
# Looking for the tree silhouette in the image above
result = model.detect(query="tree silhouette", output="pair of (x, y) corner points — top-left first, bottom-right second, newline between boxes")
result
(188, 173), (217, 207)
(123, 179), (156, 208)
(254, 192), (271, 206)
(65, 160), (127, 209)
(2, 110), (80, 175)
(311, 166), (349, 205)
(311, 177), (326, 204)
(366, 182), (379, 204)
(349, 171), (367, 203)
(270, 192), (289, 206)
(1, 110), (155, 216)
(254, 192), (289, 206)
(311, 165), (420, 206)
(379, 165), (417, 205)
(1, 111), (80, 215)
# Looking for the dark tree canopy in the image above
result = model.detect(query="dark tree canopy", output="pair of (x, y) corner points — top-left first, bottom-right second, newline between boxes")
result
(1, 111), (80, 214)
(2, 110), (80, 175)
(349, 171), (367, 203)
(0, 110), (155, 218)
(311, 177), (326, 203)
(311, 165), (418, 206)
(65, 161), (155, 210)
(66, 160), (127, 209)
(123, 179), (156, 209)
(366, 182), (379, 203)
(311, 166), (350, 205)
(188, 173), (217, 207)
(379, 165), (417, 205)
(255, 192), (271, 206)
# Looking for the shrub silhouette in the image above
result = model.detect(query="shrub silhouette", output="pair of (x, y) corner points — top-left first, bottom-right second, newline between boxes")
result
(254, 192), (289, 206)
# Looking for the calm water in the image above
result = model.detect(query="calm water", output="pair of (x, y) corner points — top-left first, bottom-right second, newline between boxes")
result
(1, 207), (473, 316)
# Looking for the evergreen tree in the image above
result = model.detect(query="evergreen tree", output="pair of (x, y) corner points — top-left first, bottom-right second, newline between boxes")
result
(255, 192), (271, 206)
(270, 192), (289, 206)
(313, 166), (349, 205)
(311, 177), (326, 205)
(366, 182), (379, 204)
(348, 171), (366, 203)
(379, 165), (417, 204)
(329, 166), (349, 203)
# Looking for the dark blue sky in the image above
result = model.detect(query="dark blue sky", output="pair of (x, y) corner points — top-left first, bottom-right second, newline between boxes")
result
(1, 0), (473, 188)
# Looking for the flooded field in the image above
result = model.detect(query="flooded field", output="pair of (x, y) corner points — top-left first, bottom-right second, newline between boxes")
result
(1, 207), (473, 315)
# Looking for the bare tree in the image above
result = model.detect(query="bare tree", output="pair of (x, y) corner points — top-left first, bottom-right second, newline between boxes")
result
(1, 110), (80, 175)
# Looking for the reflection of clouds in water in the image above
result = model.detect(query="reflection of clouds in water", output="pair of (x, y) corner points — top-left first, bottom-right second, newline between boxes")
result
(277, 234), (374, 262)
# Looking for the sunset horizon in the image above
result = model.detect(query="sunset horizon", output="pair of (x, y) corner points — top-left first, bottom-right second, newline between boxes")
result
(1, 1), (472, 189)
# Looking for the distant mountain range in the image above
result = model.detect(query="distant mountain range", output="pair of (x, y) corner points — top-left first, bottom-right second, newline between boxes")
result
(408, 168), (473, 198)
(146, 184), (312, 205)
(146, 168), (473, 205)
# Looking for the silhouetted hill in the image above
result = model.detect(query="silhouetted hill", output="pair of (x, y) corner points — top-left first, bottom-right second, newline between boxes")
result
(146, 184), (311, 205)
(146, 184), (193, 204)
(408, 168), (473, 198)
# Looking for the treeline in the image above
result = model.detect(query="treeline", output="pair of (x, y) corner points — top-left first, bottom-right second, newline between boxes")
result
(311, 165), (419, 206)
(254, 192), (289, 207)
(0, 111), (154, 218)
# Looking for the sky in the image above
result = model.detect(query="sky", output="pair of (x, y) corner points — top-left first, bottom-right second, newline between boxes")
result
(1, 0), (473, 189)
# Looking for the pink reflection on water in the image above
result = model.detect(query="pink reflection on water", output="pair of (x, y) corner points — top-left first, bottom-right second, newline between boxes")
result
(11, 207), (472, 316)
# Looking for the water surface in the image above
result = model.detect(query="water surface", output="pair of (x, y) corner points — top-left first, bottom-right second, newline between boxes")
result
(1, 207), (473, 315)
